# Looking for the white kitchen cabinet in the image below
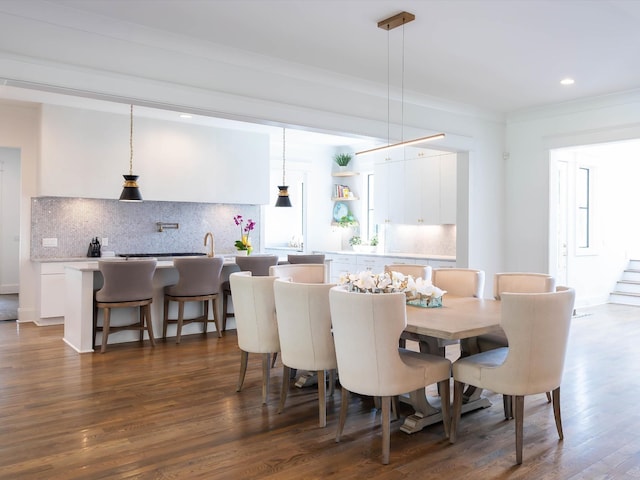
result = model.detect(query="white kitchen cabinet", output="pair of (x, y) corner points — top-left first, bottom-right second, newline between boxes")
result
(39, 262), (71, 319)
(327, 253), (358, 283)
(429, 259), (456, 268)
(374, 159), (405, 225)
(405, 156), (440, 225)
(375, 151), (456, 226)
(357, 255), (387, 273)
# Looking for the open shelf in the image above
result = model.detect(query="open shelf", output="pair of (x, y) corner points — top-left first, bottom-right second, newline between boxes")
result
(332, 171), (360, 177)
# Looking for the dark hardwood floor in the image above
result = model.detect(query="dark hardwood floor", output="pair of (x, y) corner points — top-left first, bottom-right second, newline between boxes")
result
(0, 303), (638, 479)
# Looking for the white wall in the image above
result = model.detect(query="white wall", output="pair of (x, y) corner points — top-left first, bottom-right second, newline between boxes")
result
(0, 147), (20, 293)
(40, 105), (270, 204)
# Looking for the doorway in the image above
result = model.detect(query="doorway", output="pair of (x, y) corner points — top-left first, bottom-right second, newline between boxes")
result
(0, 147), (20, 295)
(550, 139), (640, 306)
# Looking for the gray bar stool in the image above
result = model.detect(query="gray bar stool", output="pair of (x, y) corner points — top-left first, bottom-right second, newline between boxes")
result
(287, 254), (325, 264)
(163, 256), (224, 343)
(93, 259), (157, 353)
(221, 254), (279, 330)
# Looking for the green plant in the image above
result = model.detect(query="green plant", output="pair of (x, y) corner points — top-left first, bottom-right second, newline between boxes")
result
(338, 214), (357, 228)
(349, 235), (362, 246)
(334, 153), (352, 167)
(370, 235), (379, 246)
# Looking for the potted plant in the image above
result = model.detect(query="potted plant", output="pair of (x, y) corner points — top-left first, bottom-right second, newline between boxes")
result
(334, 153), (352, 169)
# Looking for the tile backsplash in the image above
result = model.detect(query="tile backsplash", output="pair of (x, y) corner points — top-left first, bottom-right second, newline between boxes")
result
(382, 224), (456, 257)
(31, 197), (259, 259)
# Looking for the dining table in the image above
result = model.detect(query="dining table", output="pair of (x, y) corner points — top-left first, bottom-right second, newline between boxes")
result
(399, 295), (503, 434)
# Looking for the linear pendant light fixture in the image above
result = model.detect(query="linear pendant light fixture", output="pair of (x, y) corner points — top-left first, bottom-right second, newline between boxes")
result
(356, 11), (444, 156)
(275, 127), (292, 207)
(119, 104), (143, 202)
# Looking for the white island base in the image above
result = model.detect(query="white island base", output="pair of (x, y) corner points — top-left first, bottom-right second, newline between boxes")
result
(64, 260), (238, 353)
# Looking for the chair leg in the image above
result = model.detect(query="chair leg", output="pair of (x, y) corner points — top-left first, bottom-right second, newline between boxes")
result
(237, 350), (249, 392)
(515, 395), (525, 465)
(552, 387), (563, 440)
(336, 387), (350, 442)
(278, 365), (290, 414)
(439, 379), (451, 438)
(163, 296), (170, 339)
(145, 304), (155, 347)
(546, 391), (552, 403)
(390, 396), (399, 421)
(101, 307), (111, 354)
(212, 297), (222, 338)
(222, 291), (231, 331)
(138, 306), (145, 342)
(503, 394), (514, 419)
(202, 299), (209, 334)
(261, 353), (271, 405)
(175, 300), (185, 344)
(381, 395), (391, 465)
(318, 370), (327, 427)
(450, 380), (465, 443)
(328, 369), (336, 396)
(271, 352), (278, 368)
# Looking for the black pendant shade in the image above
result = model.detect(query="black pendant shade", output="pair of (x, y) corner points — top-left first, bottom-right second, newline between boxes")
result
(119, 174), (143, 202)
(275, 185), (292, 207)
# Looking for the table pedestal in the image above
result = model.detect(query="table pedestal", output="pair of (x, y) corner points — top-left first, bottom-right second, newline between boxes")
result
(400, 393), (491, 434)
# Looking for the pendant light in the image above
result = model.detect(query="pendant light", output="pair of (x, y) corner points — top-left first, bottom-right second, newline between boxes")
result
(356, 11), (444, 156)
(275, 127), (292, 207)
(119, 104), (143, 202)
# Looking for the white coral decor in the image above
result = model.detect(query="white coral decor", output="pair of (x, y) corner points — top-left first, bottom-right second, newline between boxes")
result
(338, 270), (446, 304)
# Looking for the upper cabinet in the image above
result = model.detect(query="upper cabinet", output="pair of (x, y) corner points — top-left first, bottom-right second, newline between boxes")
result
(374, 159), (405, 225)
(39, 105), (271, 204)
(374, 150), (456, 226)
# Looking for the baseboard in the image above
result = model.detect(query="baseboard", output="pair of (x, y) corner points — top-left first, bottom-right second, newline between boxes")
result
(0, 284), (18, 294)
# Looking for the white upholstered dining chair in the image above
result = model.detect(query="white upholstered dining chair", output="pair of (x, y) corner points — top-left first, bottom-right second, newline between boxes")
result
(229, 271), (280, 405)
(384, 263), (433, 349)
(463, 272), (557, 417)
(273, 279), (337, 427)
(383, 263), (432, 282)
(411, 268), (486, 357)
(269, 263), (327, 284)
(450, 287), (576, 464)
(329, 286), (452, 465)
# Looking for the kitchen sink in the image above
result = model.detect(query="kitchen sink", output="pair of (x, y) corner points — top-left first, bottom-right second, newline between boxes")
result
(117, 252), (206, 258)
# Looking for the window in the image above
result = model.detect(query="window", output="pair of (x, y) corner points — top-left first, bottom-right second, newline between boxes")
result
(576, 166), (590, 250)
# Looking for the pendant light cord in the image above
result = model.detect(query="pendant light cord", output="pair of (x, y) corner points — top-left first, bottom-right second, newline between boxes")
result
(387, 30), (390, 147)
(129, 104), (134, 176)
(401, 22), (405, 145)
(282, 128), (286, 185)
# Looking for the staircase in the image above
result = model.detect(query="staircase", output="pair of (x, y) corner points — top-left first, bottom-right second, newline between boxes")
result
(610, 259), (640, 306)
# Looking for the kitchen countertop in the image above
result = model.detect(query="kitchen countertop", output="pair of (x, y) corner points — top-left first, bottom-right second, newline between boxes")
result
(318, 250), (456, 261)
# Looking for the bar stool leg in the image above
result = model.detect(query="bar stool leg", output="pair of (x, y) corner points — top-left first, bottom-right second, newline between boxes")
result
(145, 303), (155, 347)
(176, 301), (185, 344)
(101, 307), (111, 354)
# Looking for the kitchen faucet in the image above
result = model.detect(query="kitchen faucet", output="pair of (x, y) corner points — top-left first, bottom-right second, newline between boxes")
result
(204, 232), (215, 257)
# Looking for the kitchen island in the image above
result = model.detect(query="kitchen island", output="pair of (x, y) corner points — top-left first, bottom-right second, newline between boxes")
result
(64, 258), (239, 353)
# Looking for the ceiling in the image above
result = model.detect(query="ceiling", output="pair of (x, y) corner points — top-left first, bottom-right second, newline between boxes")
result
(48, 0), (640, 114)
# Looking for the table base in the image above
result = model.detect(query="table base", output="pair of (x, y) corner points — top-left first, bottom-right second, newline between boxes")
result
(400, 392), (491, 434)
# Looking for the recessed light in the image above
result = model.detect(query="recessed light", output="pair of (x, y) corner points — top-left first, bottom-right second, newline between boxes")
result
(179, 114), (192, 119)
(560, 78), (575, 86)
